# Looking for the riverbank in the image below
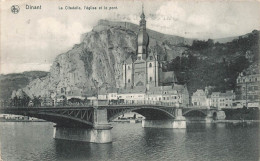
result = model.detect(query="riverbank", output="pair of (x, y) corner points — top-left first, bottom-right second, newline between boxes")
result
(222, 107), (259, 120)
(0, 118), (46, 122)
(213, 120), (260, 123)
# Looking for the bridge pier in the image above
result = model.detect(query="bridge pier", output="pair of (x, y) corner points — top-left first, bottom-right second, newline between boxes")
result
(205, 116), (213, 123)
(53, 108), (112, 143)
(204, 110), (226, 123)
(142, 109), (186, 129)
(53, 126), (112, 143)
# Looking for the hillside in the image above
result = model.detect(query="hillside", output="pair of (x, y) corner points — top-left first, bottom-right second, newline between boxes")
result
(167, 30), (259, 94)
(0, 71), (48, 100)
(6, 20), (259, 99)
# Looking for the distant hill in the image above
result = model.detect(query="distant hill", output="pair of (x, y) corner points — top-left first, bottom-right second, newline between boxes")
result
(0, 71), (48, 100)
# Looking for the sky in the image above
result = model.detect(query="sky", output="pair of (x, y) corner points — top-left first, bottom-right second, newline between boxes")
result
(1, 0), (260, 74)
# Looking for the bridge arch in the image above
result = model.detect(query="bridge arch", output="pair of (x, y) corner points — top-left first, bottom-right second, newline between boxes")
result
(107, 106), (176, 122)
(29, 112), (94, 128)
(0, 108), (94, 128)
(182, 109), (208, 117)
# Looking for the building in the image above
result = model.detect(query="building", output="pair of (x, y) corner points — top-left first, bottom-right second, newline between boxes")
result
(191, 89), (210, 107)
(210, 90), (237, 109)
(147, 84), (189, 106)
(210, 92), (220, 108)
(122, 7), (177, 90)
(218, 90), (236, 109)
(236, 63), (260, 107)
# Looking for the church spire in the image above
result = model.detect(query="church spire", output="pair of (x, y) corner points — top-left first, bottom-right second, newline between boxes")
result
(139, 3), (146, 30)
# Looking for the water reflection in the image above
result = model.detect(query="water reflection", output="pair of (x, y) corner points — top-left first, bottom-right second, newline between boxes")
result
(54, 139), (113, 161)
(0, 122), (259, 161)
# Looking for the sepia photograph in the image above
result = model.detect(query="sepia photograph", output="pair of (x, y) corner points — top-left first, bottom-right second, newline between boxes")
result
(0, 0), (259, 160)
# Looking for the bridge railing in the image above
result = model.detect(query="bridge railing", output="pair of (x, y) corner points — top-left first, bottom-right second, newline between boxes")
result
(107, 100), (181, 107)
(1, 99), (183, 108)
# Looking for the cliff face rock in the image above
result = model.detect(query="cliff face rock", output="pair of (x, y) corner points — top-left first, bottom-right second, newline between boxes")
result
(22, 20), (188, 98)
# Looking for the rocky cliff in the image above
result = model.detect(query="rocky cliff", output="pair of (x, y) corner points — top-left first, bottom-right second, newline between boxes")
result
(9, 20), (258, 99)
(21, 20), (190, 98)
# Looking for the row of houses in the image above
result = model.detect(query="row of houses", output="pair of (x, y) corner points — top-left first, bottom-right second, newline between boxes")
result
(191, 89), (236, 109)
(191, 63), (259, 109)
(97, 84), (189, 106)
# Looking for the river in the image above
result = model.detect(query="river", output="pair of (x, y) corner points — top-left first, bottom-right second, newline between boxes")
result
(0, 122), (259, 161)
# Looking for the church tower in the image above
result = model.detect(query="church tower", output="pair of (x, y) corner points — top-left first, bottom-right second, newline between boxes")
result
(137, 5), (149, 60)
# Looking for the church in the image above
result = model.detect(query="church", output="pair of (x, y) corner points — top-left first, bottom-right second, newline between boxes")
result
(122, 8), (178, 90)
(119, 7), (189, 106)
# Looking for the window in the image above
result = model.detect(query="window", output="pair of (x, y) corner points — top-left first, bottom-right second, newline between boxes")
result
(150, 77), (152, 82)
(128, 66), (131, 70)
(150, 56), (153, 60)
(128, 79), (131, 83)
(149, 63), (152, 67)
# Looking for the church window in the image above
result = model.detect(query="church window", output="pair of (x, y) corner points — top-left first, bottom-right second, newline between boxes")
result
(149, 63), (152, 67)
(150, 77), (152, 82)
(128, 79), (131, 83)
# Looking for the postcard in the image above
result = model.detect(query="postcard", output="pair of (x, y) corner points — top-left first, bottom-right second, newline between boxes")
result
(0, 0), (259, 161)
